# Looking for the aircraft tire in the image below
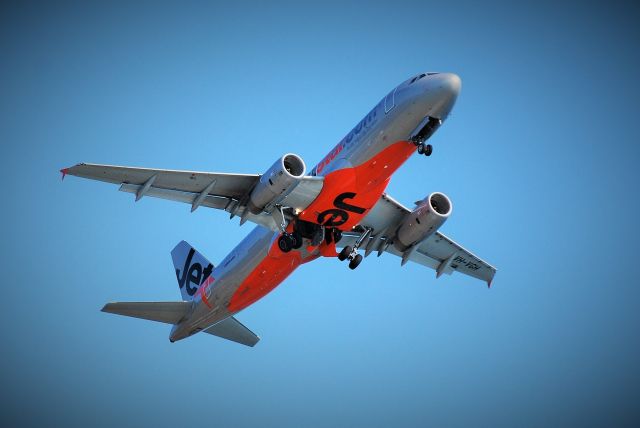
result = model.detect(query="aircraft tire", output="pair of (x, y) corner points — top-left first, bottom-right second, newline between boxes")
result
(278, 234), (293, 253)
(417, 143), (425, 155)
(338, 246), (352, 261)
(424, 144), (433, 156)
(349, 254), (363, 270)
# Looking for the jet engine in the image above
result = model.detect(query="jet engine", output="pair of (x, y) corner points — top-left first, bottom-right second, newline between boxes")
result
(394, 192), (452, 250)
(247, 153), (306, 214)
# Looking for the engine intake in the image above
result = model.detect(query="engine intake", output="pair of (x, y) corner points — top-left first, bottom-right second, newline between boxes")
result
(394, 192), (452, 250)
(247, 153), (306, 214)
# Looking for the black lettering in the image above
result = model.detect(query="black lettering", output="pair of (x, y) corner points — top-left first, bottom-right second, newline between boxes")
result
(316, 192), (367, 227)
(175, 248), (210, 296)
(176, 248), (195, 290)
(334, 192), (366, 214)
(201, 263), (213, 284)
(317, 209), (349, 227)
(186, 263), (202, 296)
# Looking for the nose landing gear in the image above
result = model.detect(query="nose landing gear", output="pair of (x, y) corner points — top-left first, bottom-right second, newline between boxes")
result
(410, 115), (441, 157)
(416, 143), (433, 156)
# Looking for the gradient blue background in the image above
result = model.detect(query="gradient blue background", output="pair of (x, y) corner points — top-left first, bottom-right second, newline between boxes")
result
(2, 1), (639, 426)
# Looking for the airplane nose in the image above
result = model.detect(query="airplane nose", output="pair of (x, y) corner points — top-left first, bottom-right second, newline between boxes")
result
(429, 73), (461, 119)
(439, 73), (461, 96)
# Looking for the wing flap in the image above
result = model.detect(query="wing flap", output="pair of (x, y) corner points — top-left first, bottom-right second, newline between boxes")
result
(203, 316), (260, 347)
(119, 183), (231, 210)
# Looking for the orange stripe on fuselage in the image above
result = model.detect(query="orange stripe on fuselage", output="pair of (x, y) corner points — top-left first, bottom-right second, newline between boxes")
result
(227, 238), (316, 313)
(299, 140), (416, 230)
(227, 140), (416, 313)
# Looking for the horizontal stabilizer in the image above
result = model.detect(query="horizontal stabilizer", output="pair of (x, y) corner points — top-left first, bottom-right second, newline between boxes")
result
(203, 316), (260, 347)
(102, 301), (191, 324)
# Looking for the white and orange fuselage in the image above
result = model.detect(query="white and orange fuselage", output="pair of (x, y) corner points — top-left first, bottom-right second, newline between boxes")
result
(169, 73), (462, 341)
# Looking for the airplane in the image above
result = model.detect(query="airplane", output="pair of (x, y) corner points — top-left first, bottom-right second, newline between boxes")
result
(61, 72), (496, 347)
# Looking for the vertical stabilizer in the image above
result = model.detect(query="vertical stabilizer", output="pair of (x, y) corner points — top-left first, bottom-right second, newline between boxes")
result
(171, 241), (214, 301)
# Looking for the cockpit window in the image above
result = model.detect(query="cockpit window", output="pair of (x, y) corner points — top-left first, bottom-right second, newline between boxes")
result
(409, 73), (427, 84)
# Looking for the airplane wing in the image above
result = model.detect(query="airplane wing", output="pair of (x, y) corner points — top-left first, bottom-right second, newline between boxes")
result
(62, 163), (323, 231)
(340, 193), (497, 286)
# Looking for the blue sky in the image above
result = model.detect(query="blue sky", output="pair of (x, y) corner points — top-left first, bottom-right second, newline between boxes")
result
(2, 1), (639, 427)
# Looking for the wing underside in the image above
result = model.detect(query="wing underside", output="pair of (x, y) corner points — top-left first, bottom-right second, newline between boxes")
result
(341, 193), (497, 285)
(63, 163), (323, 230)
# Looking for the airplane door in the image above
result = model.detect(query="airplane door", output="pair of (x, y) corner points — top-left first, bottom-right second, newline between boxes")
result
(384, 87), (396, 113)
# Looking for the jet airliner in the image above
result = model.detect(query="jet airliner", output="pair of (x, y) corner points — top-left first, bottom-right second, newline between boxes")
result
(62, 72), (496, 346)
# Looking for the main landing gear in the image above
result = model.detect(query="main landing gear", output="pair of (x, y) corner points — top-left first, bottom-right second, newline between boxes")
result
(275, 205), (303, 254)
(277, 231), (302, 253)
(337, 227), (372, 270)
(277, 216), (343, 254)
(338, 246), (363, 270)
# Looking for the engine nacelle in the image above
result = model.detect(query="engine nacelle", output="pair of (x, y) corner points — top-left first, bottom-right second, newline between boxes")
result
(394, 192), (452, 250)
(247, 153), (306, 214)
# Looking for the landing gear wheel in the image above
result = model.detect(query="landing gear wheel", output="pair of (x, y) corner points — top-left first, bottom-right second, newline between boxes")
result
(424, 144), (432, 156)
(338, 245), (352, 261)
(291, 231), (303, 249)
(278, 234), (294, 253)
(348, 254), (363, 270)
(333, 228), (342, 243)
(417, 143), (425, 155)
